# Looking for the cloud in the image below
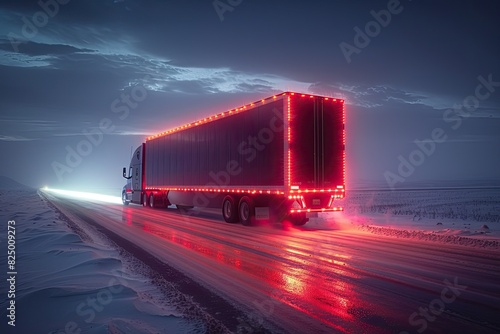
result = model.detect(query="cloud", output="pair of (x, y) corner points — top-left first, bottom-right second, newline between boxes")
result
(446, 106), (500, 119)
(308, 81), (465, 111)
(1, 26), (313, 95)
(442, 135), (500, 143)
(0, 135), (34, 141)
(0, 49), (53, 67)
(0, 39), (92, 56)
(0, 119), (77, 139)
(52, 127), (153, 137)
(0, 118), (60, 128)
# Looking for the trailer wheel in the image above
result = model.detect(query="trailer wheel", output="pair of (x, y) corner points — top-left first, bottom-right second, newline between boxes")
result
(238, 196), (255, 226)
(142, 193), (148, 207)
(122, 192), (129, 206)
(222, 195), (239, 223)
(149, 194), (155, 208)
(289, 213), (308, 226)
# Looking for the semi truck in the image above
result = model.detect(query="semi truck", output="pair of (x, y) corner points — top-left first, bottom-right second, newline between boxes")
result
(121, 92), (345, 226)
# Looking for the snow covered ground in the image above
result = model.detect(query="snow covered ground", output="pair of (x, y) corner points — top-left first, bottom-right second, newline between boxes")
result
(0, 187), (205, 333)
(1, 176), (499, 333)
(313, 188), (500, 248)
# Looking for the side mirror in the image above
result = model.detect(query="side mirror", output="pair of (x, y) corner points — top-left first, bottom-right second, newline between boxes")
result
(122, 167), (128, 179)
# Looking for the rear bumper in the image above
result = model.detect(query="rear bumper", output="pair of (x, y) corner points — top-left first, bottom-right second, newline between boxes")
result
(290, 207), (343, 213)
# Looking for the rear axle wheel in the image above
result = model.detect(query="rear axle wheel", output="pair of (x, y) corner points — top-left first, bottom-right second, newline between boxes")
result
(149, 194), (155, 208)
(238, 196), (255, 226)
(222, 195), (239, 223)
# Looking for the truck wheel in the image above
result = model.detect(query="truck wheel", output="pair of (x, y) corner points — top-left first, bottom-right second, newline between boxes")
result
(289, 213), (308, 226)
(122, 192), (129, 206)
(149, 194), (155, 208)
(222, 195), (239, 223)
(238, 196), (255, 226)
(142, 193), (148, 207)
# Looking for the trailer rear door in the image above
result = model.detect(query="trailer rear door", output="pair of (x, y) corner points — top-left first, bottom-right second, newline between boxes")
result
(289, 96), (344, 189)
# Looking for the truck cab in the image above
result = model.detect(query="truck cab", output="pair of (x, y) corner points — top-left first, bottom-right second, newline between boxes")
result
(122, 144), (145, 205)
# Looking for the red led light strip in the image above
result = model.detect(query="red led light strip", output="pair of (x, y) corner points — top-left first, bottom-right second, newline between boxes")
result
(290, 207), (344, 213)
(145, 187), (285, 195)
(146, 92), (344, 141)
(288, 188), (344, 194)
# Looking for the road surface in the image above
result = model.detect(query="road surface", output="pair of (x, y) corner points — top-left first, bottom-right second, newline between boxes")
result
(42, 192), (500, 334)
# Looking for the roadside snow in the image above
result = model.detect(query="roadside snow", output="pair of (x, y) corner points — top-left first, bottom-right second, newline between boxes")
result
(313, 188), (500, 248)
(0, 189), (199, 333)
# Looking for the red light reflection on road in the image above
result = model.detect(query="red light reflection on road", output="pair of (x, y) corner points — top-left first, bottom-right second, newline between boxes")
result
(121, 208), (133, 226)
(121, 209), (364, 332)
(276, 239), (359, 332)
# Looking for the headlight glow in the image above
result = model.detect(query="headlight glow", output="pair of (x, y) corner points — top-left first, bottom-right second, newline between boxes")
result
(41, 187), (122, 204)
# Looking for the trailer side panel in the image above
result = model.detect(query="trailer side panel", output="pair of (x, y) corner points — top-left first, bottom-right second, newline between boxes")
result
(145, 99), (285, 188)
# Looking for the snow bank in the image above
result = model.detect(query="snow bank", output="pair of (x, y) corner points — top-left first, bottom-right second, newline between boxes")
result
(315, 188), (500, 248)
(0, 189), (198, 333)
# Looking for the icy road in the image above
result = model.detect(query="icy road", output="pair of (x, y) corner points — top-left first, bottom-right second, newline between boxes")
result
(42, 192), (500, 334)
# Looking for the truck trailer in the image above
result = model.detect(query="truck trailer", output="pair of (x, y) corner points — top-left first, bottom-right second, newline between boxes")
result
(121, 92), (345, 226)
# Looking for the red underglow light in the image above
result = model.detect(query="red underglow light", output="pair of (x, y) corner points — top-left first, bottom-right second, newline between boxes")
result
(144, 186), (285, 195)
(290, 207), (344, 213)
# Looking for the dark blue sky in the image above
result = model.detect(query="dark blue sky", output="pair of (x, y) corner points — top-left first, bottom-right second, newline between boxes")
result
(1, 0), (499, 192)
